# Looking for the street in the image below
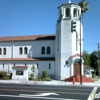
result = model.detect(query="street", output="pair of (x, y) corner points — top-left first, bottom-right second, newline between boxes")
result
(0, 83), (99, 100)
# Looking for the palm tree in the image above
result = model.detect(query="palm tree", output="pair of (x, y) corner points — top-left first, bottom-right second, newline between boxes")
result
(78, 0), (89, 24)
(78, 0), (89, 13)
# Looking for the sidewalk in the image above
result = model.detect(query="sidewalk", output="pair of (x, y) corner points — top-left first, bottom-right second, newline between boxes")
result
(0, 79), (100, 87)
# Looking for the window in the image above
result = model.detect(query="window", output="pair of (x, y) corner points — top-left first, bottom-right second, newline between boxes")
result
(66, 8), (70, 17)
(3, 48), (6, 55)
(24, 47), (28, 54)
(37, 64), (38, 69)
(77, 10), (79, 17)
(47, 46), (50, 54)
(3, 63), (4, 69)
(19, 47), (23, 54)
(16, 70), (23, 75)
(74, 8), (77, 17)
(49, 63), (51, 69)
(41, 47), (45, 54)
(84, 70), (90, 74)
(0, 48), (2, 55)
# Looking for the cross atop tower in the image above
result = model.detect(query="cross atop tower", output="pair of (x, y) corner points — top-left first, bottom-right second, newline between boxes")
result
(68, 0), (71, 4)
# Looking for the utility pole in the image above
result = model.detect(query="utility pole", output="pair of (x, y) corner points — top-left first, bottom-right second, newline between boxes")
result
(98, 43), (100, 77)
(80, 16), (82, 85)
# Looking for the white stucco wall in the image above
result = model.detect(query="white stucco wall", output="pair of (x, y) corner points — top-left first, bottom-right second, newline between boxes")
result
(84, 69), (94, 78)
(12, 68), (28, 80)
(0, 40), (55, 58)
(55, 3), (83, 80)
(0, 42), (12, 58)
(0, 60), (55, 79)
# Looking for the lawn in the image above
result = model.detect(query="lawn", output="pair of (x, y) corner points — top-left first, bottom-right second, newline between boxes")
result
(90, 76), (99, 81)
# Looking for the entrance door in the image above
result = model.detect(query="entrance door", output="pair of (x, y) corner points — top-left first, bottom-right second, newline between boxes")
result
(74, 63), (80, 75)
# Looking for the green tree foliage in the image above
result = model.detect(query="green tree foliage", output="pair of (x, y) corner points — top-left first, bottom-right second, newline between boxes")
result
(78, 0), (89, 28)
(83, 50), (98, 75)
(78, 0), (89, 14)
(90, 51), (98, 74)
(30, 73), (34, 80)
(30, 65), (36, 80)
(83, 50), (91, 66)
(0, 71), (7, 78)
(0, 71), (10, 80)
(42, 70), (48, 78)
(31, 65), (35, 74)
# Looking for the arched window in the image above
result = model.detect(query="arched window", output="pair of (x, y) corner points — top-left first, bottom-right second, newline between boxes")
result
(41, 47), (45, 54)
(3, 63), (4, 69)
(77, 9), (79, 17)
(47, 46), (50, 54)
(66, 8), (70, 17)
(74, 8), (77, 17)
(0, 48), (2, 55)
(19, 47), (23, 54)
(49, 63), (51, 69)
(3, 48), (6, 55)
(24, 47), (27, 54)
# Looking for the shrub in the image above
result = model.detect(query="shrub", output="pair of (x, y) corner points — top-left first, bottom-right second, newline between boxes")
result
(45, 77), (52, 81)
(2, 76), (10, 80)
(37, 76), (42, 81)
(42, 78), (46, 81)
(30, 73), (34, 80)
(92, 70), (96, 78)
(0, 71), (7, 79)
(92, 74), (95, 78)
(42, 71), (48, 78)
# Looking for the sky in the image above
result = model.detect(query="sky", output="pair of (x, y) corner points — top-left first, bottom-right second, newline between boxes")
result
(0, 0), (100, 54)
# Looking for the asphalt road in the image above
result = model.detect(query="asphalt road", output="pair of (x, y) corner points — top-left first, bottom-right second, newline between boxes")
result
(0, 83), (99, 100)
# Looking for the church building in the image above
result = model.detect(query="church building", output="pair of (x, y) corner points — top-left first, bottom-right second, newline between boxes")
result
(0, 1), (84, 80)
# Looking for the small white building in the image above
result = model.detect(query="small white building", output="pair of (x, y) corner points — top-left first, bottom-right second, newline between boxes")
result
(84, 65), (94, 78)
(0, 1), (84, 80)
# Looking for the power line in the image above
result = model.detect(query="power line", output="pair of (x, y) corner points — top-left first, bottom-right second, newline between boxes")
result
(84, 43), (98, 46)
(87, 9), (100, 13)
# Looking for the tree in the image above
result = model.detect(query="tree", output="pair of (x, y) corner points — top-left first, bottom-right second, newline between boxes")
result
(83, 50), (91, 66)
(78, 0), (89, 27)
(31, 65), (36, 74)
(78, 0), (89, 15)
(90, 51), (98, 75)
(31, 65), (37, 78)
(42, 71), (48, 79)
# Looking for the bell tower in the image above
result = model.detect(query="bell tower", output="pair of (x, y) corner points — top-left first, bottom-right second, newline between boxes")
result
(55, 1), (83, 80)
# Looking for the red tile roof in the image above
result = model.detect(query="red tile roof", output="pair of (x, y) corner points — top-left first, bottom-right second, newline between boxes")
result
(70, 53), (83, 58)
(84, 65), (94, 69)
(12, 66), (28, 69)
(70, 53), (80, 58)
(0, 58), (38, 61)
(0, 35), (55, 42)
